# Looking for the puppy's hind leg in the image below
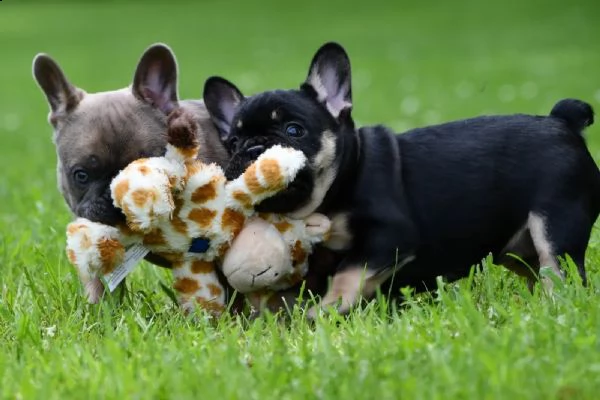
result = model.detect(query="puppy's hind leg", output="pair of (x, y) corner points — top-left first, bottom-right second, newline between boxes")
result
(530, 207), (593, 289)
(498, 225), (540, 291)
(306, 255), (415, 320)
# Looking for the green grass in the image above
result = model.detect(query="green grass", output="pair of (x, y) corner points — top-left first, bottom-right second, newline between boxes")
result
(2, 0), (600, 398)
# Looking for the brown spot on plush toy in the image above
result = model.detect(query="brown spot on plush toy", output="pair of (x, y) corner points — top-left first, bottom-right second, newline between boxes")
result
(221, 208), (245, 237)
(259, 159), (284, 189)
(113, 180), (130, 204)
(191, 178), (219, 203)
(188, 208), (218, 228)
(207, 283), (223, 297)
(191, 260), (214, 274)
(174, 277), (200, 294)
(232, 190), (252, 209)
(131, 188), (156, 207)
(98, 238), (125, 274)
(142, 229), (167, 247)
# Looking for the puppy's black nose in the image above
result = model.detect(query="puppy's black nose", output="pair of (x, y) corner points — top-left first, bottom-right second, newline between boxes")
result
(245, 144), (265, 159)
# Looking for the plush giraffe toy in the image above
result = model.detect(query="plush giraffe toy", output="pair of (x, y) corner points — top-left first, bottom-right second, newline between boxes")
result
(66, 107), (331, 315)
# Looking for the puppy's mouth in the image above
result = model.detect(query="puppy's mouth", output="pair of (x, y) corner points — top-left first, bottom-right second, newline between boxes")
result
(224, 144), (270, 180)
(75, 186), (126, 226)
(224, 156), (252, 181)
(76, 202), (125, 226)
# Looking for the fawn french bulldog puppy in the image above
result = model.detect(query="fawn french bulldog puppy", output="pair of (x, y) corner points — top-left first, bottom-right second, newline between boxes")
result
(33, 43), (229, 302)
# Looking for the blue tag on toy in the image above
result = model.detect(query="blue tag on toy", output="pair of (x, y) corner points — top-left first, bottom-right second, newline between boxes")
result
(188, 237), (210, 253)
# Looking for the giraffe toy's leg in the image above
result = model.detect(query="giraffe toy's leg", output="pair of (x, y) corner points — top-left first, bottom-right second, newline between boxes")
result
(171, 259), (226, 316)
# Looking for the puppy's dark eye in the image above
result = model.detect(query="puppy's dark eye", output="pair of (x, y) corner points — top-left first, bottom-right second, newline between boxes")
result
(73, 169), (89, 185)
(284, 123), (304, 137)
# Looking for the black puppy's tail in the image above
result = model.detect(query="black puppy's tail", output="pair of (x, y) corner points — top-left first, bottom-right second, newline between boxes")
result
(550, 98), (595, 135)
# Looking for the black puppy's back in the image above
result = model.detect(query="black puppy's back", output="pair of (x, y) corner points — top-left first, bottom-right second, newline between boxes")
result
(353, 99), (600, 292)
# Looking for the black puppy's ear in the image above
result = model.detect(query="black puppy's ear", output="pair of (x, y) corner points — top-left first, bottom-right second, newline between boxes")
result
(203, 76), (244, 140)
(32, 54), (85, 125)
(302, 42), (352, 119)
(132, 43), (179, 115)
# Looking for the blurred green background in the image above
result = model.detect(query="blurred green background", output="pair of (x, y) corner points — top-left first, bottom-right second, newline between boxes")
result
(1, 0), (599, 270)
(2, 2), (600, 397)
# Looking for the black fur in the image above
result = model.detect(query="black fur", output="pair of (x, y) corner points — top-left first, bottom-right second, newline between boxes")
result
(204, 42), (600, 302)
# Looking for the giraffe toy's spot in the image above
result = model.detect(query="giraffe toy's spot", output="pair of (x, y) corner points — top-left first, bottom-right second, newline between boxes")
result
(173, 277), (201, 294)
(188, 208), (217, 228)
(191, 178), (219, 203)
(222, 208), (246, 237)
(113, 179), (130, 203)
(259, 158), (284, 189)
(274, 221), (293, 233)
(207, 283), (223, 297)
(232, 190), (253, 209)
(191, 260), (214, 274)
(131, 188), (156, 207)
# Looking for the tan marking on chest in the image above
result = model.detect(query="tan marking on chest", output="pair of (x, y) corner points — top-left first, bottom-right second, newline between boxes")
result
(222, 208), (246, 237)
(173, 277), (200, 294)
(188, 208), (218, 228)
(191, 260), (214, 274)
(191, 177), (219, 203)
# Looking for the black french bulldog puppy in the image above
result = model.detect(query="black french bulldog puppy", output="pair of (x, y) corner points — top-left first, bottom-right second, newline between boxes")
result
(204, 42), (600, 317)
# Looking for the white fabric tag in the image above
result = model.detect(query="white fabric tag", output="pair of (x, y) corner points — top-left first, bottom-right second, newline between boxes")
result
(103, 244), (150, 292)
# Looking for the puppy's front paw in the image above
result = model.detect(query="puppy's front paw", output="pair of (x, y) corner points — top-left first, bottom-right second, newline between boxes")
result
(84, 277), (105, 304)
(304, 213), (332, 239)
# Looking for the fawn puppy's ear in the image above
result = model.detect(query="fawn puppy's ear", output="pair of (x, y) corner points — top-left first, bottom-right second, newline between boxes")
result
(132, 43), (179, 115)
(32, 53), (85, 126)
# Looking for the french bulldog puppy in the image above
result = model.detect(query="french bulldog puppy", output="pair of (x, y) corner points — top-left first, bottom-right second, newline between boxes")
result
(203, 42), (600, 318)
(33, 43), (229, 302)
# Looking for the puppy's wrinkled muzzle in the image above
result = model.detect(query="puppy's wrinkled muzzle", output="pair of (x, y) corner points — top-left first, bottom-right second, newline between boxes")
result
(77, 199), (125, 226)
(224, 156), (251, 180)
(245, 144), (265, 159)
